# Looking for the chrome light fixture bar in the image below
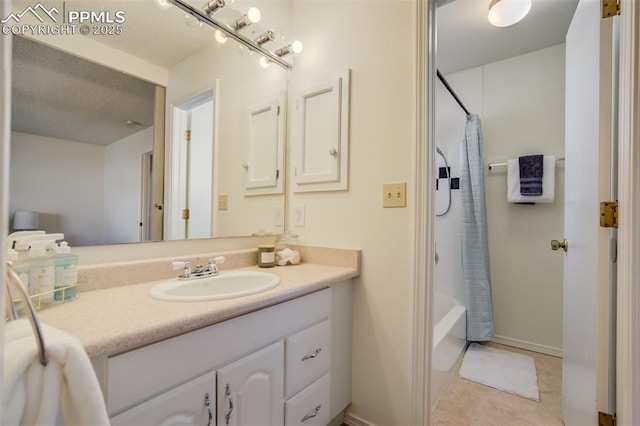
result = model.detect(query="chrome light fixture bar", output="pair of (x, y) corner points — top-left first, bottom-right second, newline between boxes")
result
(168, 0), (292, 70)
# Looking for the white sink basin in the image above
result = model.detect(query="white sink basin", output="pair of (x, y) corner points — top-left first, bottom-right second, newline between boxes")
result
(150, 270), (280, 302)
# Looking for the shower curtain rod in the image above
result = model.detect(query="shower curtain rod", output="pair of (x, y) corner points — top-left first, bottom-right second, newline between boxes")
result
(437, 69), (471, 116)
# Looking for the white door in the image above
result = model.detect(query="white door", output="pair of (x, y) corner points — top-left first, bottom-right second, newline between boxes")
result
(563, 0), (616, 423)
(217, 341), (284, 425)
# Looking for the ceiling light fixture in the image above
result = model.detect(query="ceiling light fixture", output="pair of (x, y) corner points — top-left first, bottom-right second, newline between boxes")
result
(275, 40), (303, 57)
(487, 0), (532, 28)
(234, 7), (261, 30)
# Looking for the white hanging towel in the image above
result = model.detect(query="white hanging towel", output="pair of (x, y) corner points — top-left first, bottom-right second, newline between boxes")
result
(2, 319), (110, 426)
(507, 155), (556, 203)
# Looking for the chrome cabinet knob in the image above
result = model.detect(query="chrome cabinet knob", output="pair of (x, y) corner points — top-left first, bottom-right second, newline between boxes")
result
(551, 239), (568, 252)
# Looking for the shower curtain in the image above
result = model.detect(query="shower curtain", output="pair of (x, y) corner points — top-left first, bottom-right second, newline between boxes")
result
(460, 114), (494, 341)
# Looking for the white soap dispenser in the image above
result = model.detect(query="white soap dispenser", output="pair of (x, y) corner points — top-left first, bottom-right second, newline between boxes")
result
(51, 241), (79, 301)
(26, 234), (63, 305)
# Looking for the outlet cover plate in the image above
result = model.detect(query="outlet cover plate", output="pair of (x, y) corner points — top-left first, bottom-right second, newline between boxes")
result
(218, 194), (228, 210)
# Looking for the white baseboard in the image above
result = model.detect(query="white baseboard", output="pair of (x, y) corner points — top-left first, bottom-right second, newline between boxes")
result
(493, 335), (563, 358)
(344, 412), (376, 426)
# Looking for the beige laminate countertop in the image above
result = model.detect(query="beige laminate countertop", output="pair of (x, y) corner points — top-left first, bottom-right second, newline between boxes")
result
(37, 263), (358, 358)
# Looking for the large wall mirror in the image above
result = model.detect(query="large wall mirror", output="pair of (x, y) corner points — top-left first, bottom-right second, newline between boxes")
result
(9, 0), (291, 246)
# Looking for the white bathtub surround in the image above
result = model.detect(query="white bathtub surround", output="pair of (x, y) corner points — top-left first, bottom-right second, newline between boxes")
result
(459, 343), (539, 401)
(430, 294), (467, 409)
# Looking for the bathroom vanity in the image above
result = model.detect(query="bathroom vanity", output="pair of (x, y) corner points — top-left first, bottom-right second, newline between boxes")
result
(37, 248), (359, 426)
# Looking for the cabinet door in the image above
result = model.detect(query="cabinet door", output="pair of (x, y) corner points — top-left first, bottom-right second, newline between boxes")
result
(110, 371), (215, 426)
(218, 341), (284, 426)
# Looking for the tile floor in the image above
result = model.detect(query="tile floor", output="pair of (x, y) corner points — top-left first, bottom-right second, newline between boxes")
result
(431, 342), (563, 426)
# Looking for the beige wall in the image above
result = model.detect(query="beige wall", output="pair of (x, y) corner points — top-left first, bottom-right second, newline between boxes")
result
(482, 44), (566, 355)
(288, 1), (417, 424)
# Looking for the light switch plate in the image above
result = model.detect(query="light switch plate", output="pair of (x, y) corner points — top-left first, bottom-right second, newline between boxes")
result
(383, 183), (407, 208)
(294, 204), (305, 227)
(273, 205), (283, 226)
(218, 194), (228, 210)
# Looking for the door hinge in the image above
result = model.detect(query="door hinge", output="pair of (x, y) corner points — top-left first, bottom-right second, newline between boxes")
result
(600, 201), (618, 228)
(602, 0), (620, 18)
(182, 208), (190, 220)
(185, 129), (191, 142)
(599, 411), (616, 426)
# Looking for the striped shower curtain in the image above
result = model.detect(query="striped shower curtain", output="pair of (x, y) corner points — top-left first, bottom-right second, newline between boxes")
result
(460, 114), (494, 341)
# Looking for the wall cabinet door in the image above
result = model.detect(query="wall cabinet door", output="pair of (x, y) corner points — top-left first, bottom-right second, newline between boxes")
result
(110, 372), (216, 426)
(217, 341), (285, 425)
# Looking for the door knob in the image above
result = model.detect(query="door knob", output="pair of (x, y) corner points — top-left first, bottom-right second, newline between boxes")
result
(551, 239), (568, 252)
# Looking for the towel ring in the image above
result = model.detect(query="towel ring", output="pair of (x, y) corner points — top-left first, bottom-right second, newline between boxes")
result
(6, 265), (48, 366)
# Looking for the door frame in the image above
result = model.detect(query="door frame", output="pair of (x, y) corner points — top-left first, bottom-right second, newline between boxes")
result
(411, 0), (640, 424)
(615, 0), (640, 424)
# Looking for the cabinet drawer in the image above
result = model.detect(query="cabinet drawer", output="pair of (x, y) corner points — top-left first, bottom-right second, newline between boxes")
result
(286, 320), (331, 397)
(110, 371), (215, 426)
(285, 374), (330, 426)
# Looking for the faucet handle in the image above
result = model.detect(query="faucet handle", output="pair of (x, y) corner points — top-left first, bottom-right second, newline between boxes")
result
(171, 261), (190, 270)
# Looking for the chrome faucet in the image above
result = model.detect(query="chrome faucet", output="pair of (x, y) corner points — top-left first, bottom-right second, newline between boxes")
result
(171, 256), (225, 280)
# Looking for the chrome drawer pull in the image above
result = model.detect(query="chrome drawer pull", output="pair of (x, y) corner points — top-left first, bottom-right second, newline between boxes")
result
(301, 348), (322, 361)
(225, 384), (234, 425)
(204, 393), (213, 426)
(301, 405), (321, 422)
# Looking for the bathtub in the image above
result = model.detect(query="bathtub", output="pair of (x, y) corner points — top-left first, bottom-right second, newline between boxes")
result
(430, 294), (467, 409)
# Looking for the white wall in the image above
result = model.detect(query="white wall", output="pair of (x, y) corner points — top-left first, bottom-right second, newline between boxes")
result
(288, 1), (416, 424)
(10, 132), (106, 246)
(104, 127), (154, 244)
(437, 45), (565, 355)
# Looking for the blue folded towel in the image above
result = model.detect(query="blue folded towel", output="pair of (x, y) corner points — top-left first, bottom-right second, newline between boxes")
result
(519, 155), (544, 196)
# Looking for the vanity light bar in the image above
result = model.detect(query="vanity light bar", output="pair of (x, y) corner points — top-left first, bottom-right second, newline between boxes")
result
(168, 0), (292, 70)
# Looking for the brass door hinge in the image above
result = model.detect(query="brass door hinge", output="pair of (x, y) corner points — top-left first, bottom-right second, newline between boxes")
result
(602, 0), (620, 18)
(599, 411), (616, 426)
(600, 201), (618, 228)
(182, 208), (190, 220)
(185, 129), (191, 142)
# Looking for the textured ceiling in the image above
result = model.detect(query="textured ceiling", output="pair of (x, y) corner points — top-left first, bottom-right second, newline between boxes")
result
(12, 36), (156, 145)
(437, 0), (579, 73)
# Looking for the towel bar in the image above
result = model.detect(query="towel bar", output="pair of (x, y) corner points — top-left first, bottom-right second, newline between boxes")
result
(488, 157), (565, 171)
(5, 264), (48, 366)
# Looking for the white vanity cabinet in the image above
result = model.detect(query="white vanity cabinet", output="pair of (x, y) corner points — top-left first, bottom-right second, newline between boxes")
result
(100, 283), (352, 426)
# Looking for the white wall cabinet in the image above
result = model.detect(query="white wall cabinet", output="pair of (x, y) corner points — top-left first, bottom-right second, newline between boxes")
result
(293, 70), (350, 193)
(244, 94), (285, 196)
(100, 284), (351, 425)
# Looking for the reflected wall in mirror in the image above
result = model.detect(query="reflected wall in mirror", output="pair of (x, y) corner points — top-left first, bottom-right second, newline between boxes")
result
(8, 0), (290, 246)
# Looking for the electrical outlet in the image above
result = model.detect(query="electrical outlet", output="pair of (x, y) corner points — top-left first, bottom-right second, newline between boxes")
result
(218, 194), (228, 211)
(383, 183), (407, 208)
(294, 204), (305, 227)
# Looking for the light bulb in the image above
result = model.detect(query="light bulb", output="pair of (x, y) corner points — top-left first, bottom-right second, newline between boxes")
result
(487, 0), (532, 28)
(153, 0), (172, 10)
(291, 40), (304, 54)
(247, 7), (261, 24)
(259, 57), (271, 68)
(184, 13), (203, 29)
(238, 44), (253, 57)
(215, 30), (228, 44)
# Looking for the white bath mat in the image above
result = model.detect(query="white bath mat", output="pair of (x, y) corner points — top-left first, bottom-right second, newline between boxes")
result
(459, 343), (539, 401)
